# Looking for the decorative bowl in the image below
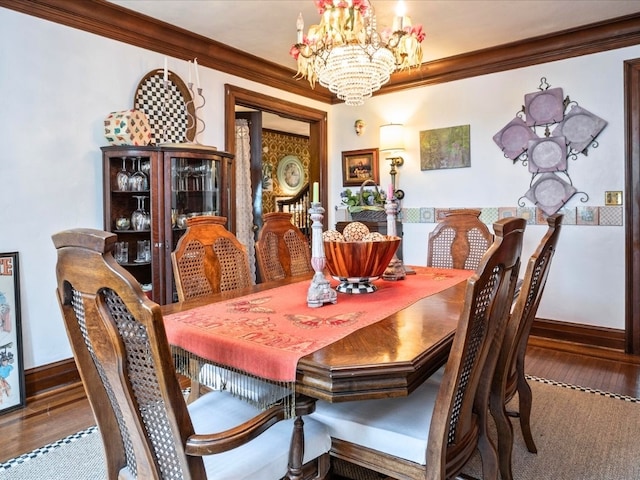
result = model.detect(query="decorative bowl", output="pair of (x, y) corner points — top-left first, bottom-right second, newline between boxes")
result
(324, 236), (401, 293)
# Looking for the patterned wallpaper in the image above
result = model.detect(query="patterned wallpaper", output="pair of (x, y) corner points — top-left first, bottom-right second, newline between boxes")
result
(261, 129), (310, 213)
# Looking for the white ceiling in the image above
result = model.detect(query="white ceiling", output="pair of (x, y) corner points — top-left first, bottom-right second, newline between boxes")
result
(108, 0), (640, 134)
(109, 0), (640, 69)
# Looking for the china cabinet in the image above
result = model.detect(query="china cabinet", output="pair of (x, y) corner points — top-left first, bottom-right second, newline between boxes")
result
(102, 145), (234, 304)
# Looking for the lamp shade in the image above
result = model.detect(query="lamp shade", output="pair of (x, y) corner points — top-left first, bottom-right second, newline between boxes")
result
(379, 124), (405, 152)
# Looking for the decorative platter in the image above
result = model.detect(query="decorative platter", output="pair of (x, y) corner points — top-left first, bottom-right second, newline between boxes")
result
(527, 136), (567, 173)
(524, 87), (565, 126)
(524, 172), (577, 216)
(551, 105), (607, 153)
(492, 117), (538, 160)
(134, 69), (195, 145)
(277, 155), (305, 195)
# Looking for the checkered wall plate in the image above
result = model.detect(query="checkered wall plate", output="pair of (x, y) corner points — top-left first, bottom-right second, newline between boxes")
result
(134, 70), (195, 145)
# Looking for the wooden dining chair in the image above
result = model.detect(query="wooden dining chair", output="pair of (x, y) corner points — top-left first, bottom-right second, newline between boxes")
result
(489, 213), (563, 480)
(172, 215), (253, 302)
(311, 217), (526, 480)
(52, 228), (331, 480)
(255, 212), (312, 283)
(427, 209), (493, 271)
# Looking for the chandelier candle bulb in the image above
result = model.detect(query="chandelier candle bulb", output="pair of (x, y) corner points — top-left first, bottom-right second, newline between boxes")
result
(313, 182), (319, 203)
(188, 60), (192, 84)
(297, 13), (304, 44)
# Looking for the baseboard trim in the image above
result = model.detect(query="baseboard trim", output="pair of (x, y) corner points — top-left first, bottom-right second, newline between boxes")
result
(23, 319), (631, 398)
(25, 358), (81, 399)
(531, 317), (625, 351)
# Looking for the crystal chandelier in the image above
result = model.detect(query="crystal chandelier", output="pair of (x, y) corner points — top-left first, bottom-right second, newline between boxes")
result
(290, 0), (425, 106)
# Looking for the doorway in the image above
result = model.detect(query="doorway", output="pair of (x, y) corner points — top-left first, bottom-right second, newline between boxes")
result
(224, 84), (329, 235)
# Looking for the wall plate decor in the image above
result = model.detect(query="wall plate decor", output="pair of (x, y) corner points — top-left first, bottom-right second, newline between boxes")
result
(551, 105), (607, 154)
(277, 154), (305, 195)
(494, 78), (606, 216)
(524, 87), (564, 126)
(493, 117), (539, 161)
(527, 136), (567, 173)
(524, 173), (577, 216)
(134, 69), (195, 145)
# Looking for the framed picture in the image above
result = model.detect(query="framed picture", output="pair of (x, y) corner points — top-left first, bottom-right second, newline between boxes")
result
(277, 155), (305, 195)
(420, 125), (471, 171)
(342, 148), (379, 186)
(0, 252), (25, 414)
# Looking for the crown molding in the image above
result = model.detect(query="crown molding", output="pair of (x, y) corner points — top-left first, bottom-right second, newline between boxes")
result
(2, 0), (640, 104)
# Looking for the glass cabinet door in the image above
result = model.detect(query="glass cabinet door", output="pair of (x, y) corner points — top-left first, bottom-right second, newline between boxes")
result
(170, 156), (220, 227)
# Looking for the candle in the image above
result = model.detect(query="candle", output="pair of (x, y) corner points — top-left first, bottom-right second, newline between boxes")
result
(163, 57), (168, 83)
(312, 182), (319, 203)
(296, 13), (304, 44)
(188, 60), (192, 84)
(388, 183), (394, 200)
(194, 57), (201, 89)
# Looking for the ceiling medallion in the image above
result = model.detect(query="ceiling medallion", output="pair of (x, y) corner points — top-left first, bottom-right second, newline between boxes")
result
(493, 77), (608, 216)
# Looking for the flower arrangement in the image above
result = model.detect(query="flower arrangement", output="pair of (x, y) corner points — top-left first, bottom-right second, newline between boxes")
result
(340, 186), (386, 214)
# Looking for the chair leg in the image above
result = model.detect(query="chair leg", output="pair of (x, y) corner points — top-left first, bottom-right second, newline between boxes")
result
(490, 393), (514, 480)
(516, 374), (537, 454)
(286, 415), (305, 480)
(476, 412), (499, 480)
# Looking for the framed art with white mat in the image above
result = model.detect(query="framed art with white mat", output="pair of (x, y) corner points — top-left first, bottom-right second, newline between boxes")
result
(0, 252), (25, 415)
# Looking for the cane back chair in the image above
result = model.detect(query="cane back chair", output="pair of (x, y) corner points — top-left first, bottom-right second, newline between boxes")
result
(52, 228), (330, 480)
(256, 212), (312, 283)
(490, 213), (563, 480)
(172, 216), (253, 302)
(427, 209), (493, 271)
(311, 217), (526, 480)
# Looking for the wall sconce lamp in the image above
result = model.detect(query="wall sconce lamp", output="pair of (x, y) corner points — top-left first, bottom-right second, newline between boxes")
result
(379, 123), (405, 200)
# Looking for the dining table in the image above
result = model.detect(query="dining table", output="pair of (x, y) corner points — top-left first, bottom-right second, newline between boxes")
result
(160, 266), (471, 405)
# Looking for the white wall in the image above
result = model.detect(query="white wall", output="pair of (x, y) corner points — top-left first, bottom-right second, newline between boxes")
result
(1, 7), (638, 370)
(0, 9), (327, 369)
(328, 46), (640, 330)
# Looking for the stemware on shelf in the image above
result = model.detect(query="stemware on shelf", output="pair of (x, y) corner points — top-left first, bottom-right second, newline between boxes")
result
(116, 157), (130, 191)
(129, 156), (148, 191)
(131, 195), (150, 231)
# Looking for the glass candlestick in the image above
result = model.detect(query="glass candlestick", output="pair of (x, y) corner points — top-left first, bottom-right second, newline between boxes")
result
(383, 198), (406, 281)
(307, 202), (338, 307)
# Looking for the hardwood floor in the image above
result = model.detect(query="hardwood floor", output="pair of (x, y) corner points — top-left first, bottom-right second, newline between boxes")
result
(2, 339), (640, 470)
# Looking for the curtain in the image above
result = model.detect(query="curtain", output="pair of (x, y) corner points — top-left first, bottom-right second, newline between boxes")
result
(235, 119), (256, 282)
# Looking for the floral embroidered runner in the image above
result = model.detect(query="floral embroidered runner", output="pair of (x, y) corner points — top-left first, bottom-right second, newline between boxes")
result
(164, 267), (472, 382)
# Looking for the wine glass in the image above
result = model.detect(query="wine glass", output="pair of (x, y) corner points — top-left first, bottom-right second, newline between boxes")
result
(131, 195), (150, 231)
(129, 157), (148, 191)
(116, 157), (130, 191)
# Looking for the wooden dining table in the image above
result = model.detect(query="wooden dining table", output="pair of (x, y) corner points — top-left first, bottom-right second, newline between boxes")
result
(161, 267), (470, 404)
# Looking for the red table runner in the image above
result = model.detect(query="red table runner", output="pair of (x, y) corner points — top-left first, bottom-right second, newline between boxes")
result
(164, 267), (472, 382)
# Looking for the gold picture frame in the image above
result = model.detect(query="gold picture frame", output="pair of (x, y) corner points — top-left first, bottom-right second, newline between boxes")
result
(342, 148), (379, 187)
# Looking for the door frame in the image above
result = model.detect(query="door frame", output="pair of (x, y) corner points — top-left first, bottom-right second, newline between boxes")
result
(624, 59), (640, 353)
(224, 84), (328, 230)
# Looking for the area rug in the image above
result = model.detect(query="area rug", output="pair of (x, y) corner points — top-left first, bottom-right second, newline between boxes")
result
(2, 377), (639, 479)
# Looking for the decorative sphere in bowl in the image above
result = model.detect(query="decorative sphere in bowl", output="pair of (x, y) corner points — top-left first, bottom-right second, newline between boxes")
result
(324, 236), (401, 293)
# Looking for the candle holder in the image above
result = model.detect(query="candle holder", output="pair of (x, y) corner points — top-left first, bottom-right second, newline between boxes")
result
(383, 198), (406, 281)
(185, 83), (206, 145)
(307, 202), (338, 308)
(160, 76), (171, 145)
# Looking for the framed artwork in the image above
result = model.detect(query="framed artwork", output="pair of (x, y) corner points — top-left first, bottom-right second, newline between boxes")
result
(0, 252), (25, 414)
(342, 148), (379, 186)
(277, 155), (305, 195)
(420, 125), (471, 171)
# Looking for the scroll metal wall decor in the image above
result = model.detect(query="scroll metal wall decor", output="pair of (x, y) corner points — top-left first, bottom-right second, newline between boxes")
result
(493, 78), (607, 216)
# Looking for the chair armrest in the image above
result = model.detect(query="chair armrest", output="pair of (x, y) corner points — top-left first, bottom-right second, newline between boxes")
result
(185, 402), (287, 456)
